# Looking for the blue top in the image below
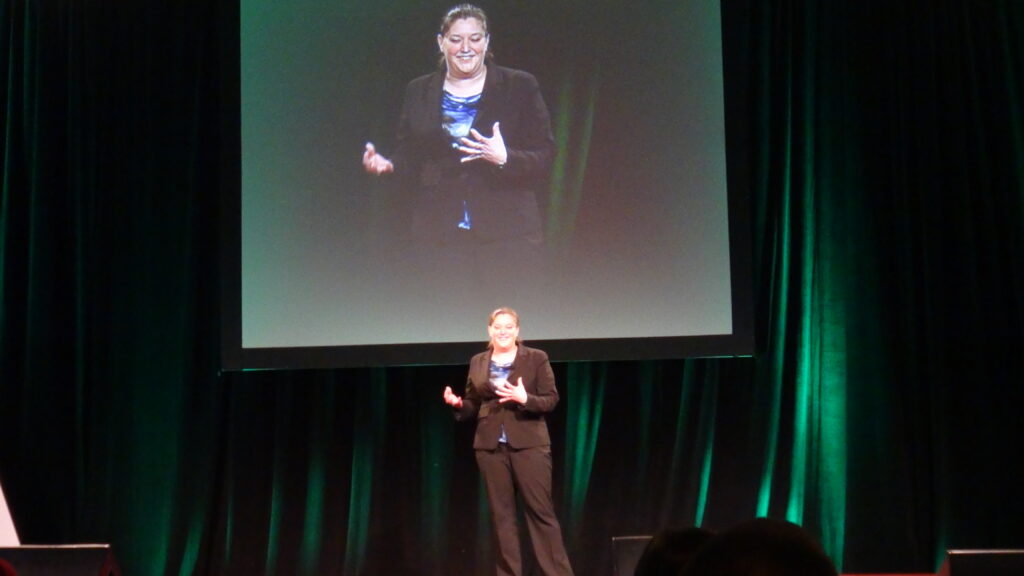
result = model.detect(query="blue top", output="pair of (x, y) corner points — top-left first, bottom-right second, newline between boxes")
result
(489, 358), (513, 444)
(441, 90), (483, 231)
(442, 90), (482, 144)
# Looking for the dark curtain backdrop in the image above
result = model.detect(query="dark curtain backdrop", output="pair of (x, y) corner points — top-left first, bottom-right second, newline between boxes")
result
(3, 1), (1023, 575)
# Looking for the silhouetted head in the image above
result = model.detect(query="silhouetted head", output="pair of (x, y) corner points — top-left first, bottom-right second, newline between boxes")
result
(682, 518), (838, 576)
(634, 527), (715, 576)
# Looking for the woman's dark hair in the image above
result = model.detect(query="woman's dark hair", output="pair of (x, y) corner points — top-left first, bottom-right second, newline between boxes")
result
(437, 4), (495, 67)
(439, 4), (489, 37)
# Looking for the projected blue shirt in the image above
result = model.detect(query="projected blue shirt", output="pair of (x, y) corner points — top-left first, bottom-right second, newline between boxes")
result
(442, 90), (482, 231)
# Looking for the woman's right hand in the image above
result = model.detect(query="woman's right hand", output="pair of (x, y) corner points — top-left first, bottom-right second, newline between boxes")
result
(443, 386), (463, 409)
(363, 142), (394, 175)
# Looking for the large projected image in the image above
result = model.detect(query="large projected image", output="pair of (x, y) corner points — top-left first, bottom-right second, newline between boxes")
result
(232, 0), (747, 367)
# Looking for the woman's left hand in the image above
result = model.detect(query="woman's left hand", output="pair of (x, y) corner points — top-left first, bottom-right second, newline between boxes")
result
(496, 376), (528, 405)
(459, 122), (508, 166)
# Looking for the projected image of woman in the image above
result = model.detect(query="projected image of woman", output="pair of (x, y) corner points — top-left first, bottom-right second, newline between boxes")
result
(443, 307), (575, 576)
(362, 4), (555, 298)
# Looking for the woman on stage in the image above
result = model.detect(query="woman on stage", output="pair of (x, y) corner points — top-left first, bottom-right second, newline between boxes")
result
(443, 307), (574, 576)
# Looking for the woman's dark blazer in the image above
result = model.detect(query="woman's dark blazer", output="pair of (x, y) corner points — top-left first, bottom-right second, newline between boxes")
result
(454, 345), (560, 450)
(389, 65), (555, 244)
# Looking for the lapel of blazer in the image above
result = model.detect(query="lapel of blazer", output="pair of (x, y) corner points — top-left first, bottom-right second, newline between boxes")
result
(473, 65), (505, 135)
(506, 345), (525, 390)
(424, 71), (447, 139)
(471, 351), (491, 391)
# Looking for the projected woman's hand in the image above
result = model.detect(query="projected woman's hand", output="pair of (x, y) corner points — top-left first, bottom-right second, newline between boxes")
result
(443, 386), (463, 409)
(363, 142), (394, 175)
(458, 122), (507, 166)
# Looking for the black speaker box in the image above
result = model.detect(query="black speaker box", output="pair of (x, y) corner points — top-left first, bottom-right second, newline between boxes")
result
(0, 545), (119, 576)
(938, 549), (1024, 576)
(612, 535), (652, 576)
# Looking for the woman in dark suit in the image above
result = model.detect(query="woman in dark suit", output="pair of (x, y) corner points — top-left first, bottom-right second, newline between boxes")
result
(443, 307), (574, 576)
(362, 4), (555, 300)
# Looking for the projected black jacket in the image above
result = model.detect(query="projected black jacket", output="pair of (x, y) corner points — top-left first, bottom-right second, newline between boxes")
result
(390, 65), (555, 244)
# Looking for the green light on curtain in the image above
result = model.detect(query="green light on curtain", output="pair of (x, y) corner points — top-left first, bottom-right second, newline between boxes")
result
(265, 470), (283, 575)
(545, 73), (597, 252)
(752, 3), (850, 558)
(565, 78), (596, 241)
(176, 515), (204, 576)
(787, 349), (811, 525)
(818, 352), (847, 567)
(755, 78), (794, 518)
(664, 361), (716, 528)
(420, 382), (453, 572)
(344, 446), (372, 576)
(694, 362), (718, 527)
(786, 26), (818, 520)
(564, 362), (604, 536)
(546, 81), (572, 247)
(264, 387), (290, 576)
(695, 429), (714, 527)
(299, 382), (333, 575)
(755, 269), (788, 518)
(300, 455), (325, 575)
(223, 466), (234, 566)
(344, 368), (386, 575)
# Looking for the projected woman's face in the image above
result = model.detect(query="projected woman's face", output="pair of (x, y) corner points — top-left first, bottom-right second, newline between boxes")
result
(438, 17), (489, 79)
(488, 313), (519, 352)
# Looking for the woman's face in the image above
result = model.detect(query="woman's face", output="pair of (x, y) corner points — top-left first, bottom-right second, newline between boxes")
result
(438, 17), (489, 79)
(488, 313), (519, 352)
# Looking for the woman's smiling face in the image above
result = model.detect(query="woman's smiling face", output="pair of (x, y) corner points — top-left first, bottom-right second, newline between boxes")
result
(438, 17), (489, 79)
(488, 313), (519, 352)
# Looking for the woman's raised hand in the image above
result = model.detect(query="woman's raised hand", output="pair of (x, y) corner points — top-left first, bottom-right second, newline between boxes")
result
(495, 377), (527, 405)
(363, 142), (394, 175)
(443, 386), (464, 408)
(459, 122), (507, 166)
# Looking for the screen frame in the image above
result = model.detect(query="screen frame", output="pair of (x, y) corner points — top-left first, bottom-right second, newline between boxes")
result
(219, 1), (756, 370)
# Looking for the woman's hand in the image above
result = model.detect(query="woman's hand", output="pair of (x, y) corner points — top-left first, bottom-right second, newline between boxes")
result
(443, 386), (464, 409)
(363, 142), (394, 175)
(459, 122), (507, 166)
(496, 377), (527, 405)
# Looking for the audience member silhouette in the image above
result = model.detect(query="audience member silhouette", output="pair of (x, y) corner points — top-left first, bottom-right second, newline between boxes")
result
(633, 527), (715, 576)
(681, 518), (838, 576)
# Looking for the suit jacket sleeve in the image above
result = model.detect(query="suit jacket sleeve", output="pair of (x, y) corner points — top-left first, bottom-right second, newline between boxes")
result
(388, 74), (433, 177)
(493, 70), (555, 180)
(454, 381), (478, 423)
(453, 351), (486, 422)
(519, 348), (559, 414)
